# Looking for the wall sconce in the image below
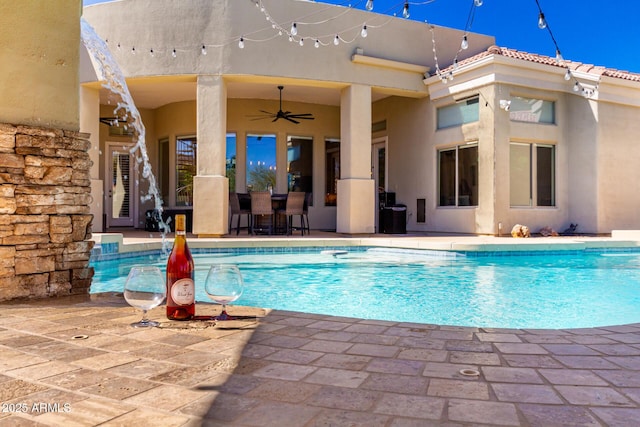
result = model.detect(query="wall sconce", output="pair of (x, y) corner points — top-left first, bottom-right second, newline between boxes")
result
(499, 99), (511, 111)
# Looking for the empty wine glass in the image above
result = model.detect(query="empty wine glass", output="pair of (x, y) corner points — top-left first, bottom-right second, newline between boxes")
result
(204, 264), (244, 320)
(123, 266), (166, 327)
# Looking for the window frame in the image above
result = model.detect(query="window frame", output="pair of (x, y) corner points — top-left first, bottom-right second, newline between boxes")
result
(437, 142), (479, 207)
(286, 135), (313, 197)
(436, 96), (480, 130)
(508, 96), (556, 124)
(509, 142), (556, 208)
(324, 138), (340, 206)
(226, 132), (237, 192)
(246, 133), (277, 192)
(175, 135), (197, 207)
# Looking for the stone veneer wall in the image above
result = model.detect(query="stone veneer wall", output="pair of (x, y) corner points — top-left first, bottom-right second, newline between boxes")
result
(0, 123), (94, 301)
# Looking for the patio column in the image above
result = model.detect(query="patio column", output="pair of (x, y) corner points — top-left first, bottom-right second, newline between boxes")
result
(336, 84), (375, 234)
(192, 75), (229, 237)
(80, 86), (103, 232)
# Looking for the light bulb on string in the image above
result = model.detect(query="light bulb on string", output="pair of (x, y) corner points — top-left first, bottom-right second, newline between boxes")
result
(149, 48), (154, 57)
(564, 69), (571, 80)
(402, 2), (410, 18)
(538, 13), (547, 29)
(555, 49), (563, 63)
(291, 23), (298, 36)
(334, 35), (340, 45)
(131, 46), (136, 55)
(288, 35), (293, 42)
(238, 37), (245, 49)
(461, 35), (468, 50)
(366, 0), (373, 11)
(171, 49), (177, 58)
(361, 25), (368, 38)
(201, 45), (207, 55)
(474, 0), (483, 6)
(573, 81), (580, 92)
(314, 39), (320, 48)
(299, 38), (304, 46)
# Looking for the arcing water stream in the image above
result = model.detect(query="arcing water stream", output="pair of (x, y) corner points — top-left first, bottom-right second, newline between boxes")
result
(80, 18), (170, 250)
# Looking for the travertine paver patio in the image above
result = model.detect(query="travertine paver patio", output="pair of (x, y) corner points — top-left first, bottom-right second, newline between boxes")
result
(0, 293), (639, 426)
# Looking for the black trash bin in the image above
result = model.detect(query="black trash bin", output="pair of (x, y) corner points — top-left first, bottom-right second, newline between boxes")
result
(380, 204), (407, 234)
(145, 209), (162, 232)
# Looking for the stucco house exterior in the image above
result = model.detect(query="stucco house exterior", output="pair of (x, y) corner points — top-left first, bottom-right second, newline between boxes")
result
(80, 0), (640, 237)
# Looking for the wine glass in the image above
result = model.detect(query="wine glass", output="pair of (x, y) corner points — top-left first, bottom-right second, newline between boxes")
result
(204, 264), (244, 320)
(123, 266), (166, 327)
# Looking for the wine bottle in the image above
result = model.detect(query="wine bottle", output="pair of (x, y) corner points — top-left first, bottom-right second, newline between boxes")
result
(166, 214), (195, 320)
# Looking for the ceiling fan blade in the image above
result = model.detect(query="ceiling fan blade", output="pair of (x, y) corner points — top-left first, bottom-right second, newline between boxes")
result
(284, 116), (300, 124)
(259, 110), (275, 115)
(287, 114), (314, 120)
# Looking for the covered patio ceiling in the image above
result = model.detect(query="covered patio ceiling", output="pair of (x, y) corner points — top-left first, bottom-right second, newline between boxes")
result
(93, 75), (424, 110)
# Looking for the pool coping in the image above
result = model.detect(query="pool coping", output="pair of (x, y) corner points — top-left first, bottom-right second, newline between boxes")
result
(90, 230), (640, 259)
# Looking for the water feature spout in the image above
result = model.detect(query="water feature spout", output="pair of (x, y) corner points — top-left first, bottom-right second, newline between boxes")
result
(80, 18), (170, 251)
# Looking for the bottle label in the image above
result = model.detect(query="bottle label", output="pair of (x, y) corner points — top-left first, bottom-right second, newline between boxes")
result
(170, 278), (195, 306)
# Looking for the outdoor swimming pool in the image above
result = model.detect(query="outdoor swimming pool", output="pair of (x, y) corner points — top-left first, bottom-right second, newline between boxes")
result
(90, 247), (640, 329)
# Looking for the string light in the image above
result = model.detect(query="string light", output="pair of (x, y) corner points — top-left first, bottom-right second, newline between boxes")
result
(402, 2), (410, 19)
(100, 0), (596, 101)
(533, 0), (597, 98)
(461, 35), (468, 50)
(537, 12), (547, 29)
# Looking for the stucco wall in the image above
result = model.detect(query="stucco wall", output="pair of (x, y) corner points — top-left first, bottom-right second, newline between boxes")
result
(596, 101), (640, 231)
(82, 0), (493, 95)
(0, 1), (81, 130)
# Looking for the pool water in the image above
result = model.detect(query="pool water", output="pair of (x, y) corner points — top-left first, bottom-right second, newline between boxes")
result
(90, 248), (640, 329)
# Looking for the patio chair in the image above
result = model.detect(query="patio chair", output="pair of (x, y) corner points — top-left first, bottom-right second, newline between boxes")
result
(276, 191), (306, 236)
(229, 192), (251, 235)
(250, 191), (274, 235)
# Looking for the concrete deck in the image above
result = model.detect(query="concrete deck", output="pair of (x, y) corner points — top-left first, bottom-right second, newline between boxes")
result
(1, 232), (640, 425)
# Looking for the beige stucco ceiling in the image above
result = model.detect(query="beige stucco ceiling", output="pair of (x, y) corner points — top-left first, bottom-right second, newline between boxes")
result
(92, 75), (398, 110)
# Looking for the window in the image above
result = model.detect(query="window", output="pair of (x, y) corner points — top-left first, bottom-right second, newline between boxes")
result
(158, 138), (170, 205)
(438, 144), (478, 206)
(246, 134), (276, 192)
(287, 136), (313, 196)
(437, 96), (479, 129)
(509, 97), (555, 124)
(226, 133), (236, 191)
(325, 138), (340, 206)
(510, 143), (555, 207)
(176, 136), (196, 206)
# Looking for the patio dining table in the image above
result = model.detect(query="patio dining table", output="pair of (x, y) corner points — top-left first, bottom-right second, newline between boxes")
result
(238, 192), (288, 234)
